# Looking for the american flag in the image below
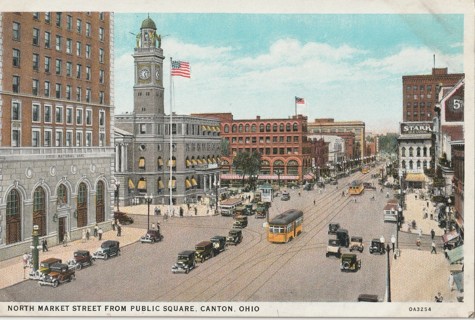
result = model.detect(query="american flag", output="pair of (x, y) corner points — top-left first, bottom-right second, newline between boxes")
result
(171, 60), (191, 78)
(295, 96), (305, 104)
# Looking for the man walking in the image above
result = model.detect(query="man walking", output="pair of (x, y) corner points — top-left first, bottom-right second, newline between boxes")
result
(431, 241), (437, 254)
(431, 228), (435, 240)
(98, 227), (103, 240)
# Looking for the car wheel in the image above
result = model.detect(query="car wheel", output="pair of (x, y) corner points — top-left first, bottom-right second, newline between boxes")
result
(104, 254), (109, 260)
(77, 264), (82, 270)
(53, 281), (58, 288)
(185, 269), (189, 274)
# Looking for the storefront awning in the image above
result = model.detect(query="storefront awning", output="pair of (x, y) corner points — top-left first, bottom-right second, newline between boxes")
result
(192, 159), (197, 165)
(128, 178), (135, 189)
(443, 230), (460, 243)
(186, 159), (192, 167)
(137, 179), (147, 190)
(158, 180), (164, 189)
(158, 158), (164, 166)
(185, 179), (192, 188)
(447, 245), (464, 264)
(405, 173), (425, 182)
(138, 158), (145, 168)
(167, 159), (176, 167)
(168, 179), (176, 188)
(191, 178), (198, 186)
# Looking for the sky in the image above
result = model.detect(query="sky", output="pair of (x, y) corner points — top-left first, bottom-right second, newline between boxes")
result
(113, 13), (464, 134)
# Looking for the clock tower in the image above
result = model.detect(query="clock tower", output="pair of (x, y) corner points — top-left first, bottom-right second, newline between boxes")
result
(133, 16), (165, 115)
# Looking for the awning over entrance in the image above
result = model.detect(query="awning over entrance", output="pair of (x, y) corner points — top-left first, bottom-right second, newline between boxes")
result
(405, 173), (425, 182)
(220, 173), (299, 180)
(447, 245), (463, 264)
(442, 230), (460, 243)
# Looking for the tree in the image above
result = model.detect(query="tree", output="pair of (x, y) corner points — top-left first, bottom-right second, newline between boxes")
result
(232, 151), (261, 189)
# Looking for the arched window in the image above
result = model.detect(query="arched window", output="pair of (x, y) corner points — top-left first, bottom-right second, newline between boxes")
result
(423, 147), (427, 157)
(57, 184), (68, 206)
(232, 124), (237, 133)
(279, 123), (284, 132)
(293, 123), (298, 131)
(77, 182), (88, 228)
(401, 147), (406, 157)
(33, 187), (46, 237)
(409, 147), (413, 157)
(245, 124), (250, 132)
(287, 160), (299, 175)
(401, 160), (406, 169)
(238, 124), (243, 133)
(266, 124), (271, 132)
(224, 124), (229, 133)
(251, 124), (256, 132)
(423, 160), (427, 169)
(273, 160), (285, 174)
(273, 124), (278, 132)
(416, 147), (421, 157)
(157, 177), (164, 193)
(409, 160), (413, 170)
(416, 160), (421, 169)
(259, 124), (264, 132)
(157, 156), (163, 170)
(286, 123), (291, 132)
(260, 160), (270, 174)
(96, 181), (105, 223)
(6, 189), (21, 244)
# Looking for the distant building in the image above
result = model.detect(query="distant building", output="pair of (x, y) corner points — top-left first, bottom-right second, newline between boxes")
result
(402, 68), (464, 122)
(0, 12), (114, 260)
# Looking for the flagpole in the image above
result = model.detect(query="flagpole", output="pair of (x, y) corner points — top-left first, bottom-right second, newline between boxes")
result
(294, 96), (297, 116)
(169, 57), (173, 217)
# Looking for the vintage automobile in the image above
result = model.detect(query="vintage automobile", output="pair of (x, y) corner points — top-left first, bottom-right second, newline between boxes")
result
(234, 205), (247, 216)
(140, 229), (163, 243)
(255, 202), (268, 219)
(335, 229), (350, 248)
(326, 238), (342, 258)
(340, 253), (361, 272)
(226, 229), (243, 245)
(363, 182), (376, 190)
(39, 257), (63, 274)
(281, 191), (290, 201)
(369, 238), (386, 255)
(329, 179), (338, 185)
(113, 211), (134, 225)
(171, 250), (196, 274)
(210, 236), (227, 254)
(232, 215), (248, 229)
(39, 263), (75, 287)
(194, 241), (215, 263)
(244, 204), (255, 216)
(93, 240), (121, 260)
(303, 183), (314, 191)
(328, 223), (341, 235)
(67, 250), (94, 270)
(349, 236), (364, 253)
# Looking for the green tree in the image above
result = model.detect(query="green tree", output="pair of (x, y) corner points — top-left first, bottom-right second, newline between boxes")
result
(378, 133), (398, 155)
(232, 151), (261, 189)
(220, 138), (230, 156)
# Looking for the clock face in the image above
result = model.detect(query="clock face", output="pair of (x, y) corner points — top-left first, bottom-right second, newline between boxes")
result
(139, 67), (150, 80)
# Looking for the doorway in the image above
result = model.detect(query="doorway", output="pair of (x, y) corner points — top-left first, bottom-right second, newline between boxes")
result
(58, 217), (66, 243)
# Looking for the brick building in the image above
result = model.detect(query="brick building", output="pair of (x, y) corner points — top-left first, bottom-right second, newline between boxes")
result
(402, 68), (464, 122)
(0, 12), (114, 261)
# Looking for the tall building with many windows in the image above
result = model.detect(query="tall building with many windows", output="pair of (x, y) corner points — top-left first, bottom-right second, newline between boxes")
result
(0, 12), (114, 261)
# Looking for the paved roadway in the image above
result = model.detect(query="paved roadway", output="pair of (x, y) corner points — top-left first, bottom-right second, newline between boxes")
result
(0, 166), (397, 302)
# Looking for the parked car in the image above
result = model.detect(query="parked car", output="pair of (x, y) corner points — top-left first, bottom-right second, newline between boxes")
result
(303, 183), (314, 191)
(140, 229), (163, 243)
(113, 211), (134, 225)
(340, 253), (361, 272)
(328, 223), (341, 235)
(363, 182), (376, 190)
(93, 240), (120, 260)
(39, 263), (75, 287)
(281, 191), (290, 201)
(326, 239), (342, 258)
(357, 294), (380, 302)
(349, 236), (364, 253)
(244, 204), (255, 216)
(369, 238), (386, 254)
(329, 179), (338, 185)
(255, 202), (268, 219)
(171, 250), (196, 274)
(194, 241), (215, 263)
(226, 229), (243, 245)
(335, 229), (350, 248)
(39, 257), (62, 274)
(210, 236), (227, 254)
(232, 215), (248, 229)
(67, 250), (94, 270)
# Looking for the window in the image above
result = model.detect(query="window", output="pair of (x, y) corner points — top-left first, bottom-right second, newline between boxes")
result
(66, 107), (73, 124)
(273, 124), (277, 132)
(12, 102), (21, 120)
(65, 131), (73, 147)
(76, 19), (82, 33)
(55, 35), (62, 51)
(409, 147), (413, 157)
(44, 81), (50, 97)
(32, 53), (39, 70)
(45, 105), (52, 123)
(286, 123), (291, 131)
(86, 22), (91, 37)
(12, 129), (20, 147)
(33, 28), (39, 45)
(86, 66), (91, 80)
(13, 22), (20, 40)
(251, 124), (256, 132)
(33, 12), (39, 20)
(55, 129), (63, 147)
(86, 132), (92, 147)
(99, 69), (104, 83)
(99, 91), (104, 104)
(99, 48), (104, 63)
(12, 76), (20, 93)
(99, 27), (104, 41)
(32, 79), (39, 96)
(99, 110), (105, 126)
(66, 38), (72, 54)
(66, 85), (71, 100)
(293, 123), (298, 131)
(44, 56), (51, 73)
(293, 136), (299, 142)
(76, 64), (82, 78)
(76, 87), (81, 101)
(32, 104), (40, 122)
(66, 15), (72, 30)
(56, 12), (62, 28)
(44, 31), (51, 48)
(32, 129), (41, 147)
(86, 88), (91, 103)
(265, 124), (271, 132)
(66, 62), (72, 76)
(99, 12), (105, 20)
(76, 108), (83, 125)
(76, 41), (81, 56)
(45, 12), (51, 23)
(55, 83), (62, 98)
(75, 131), (83, 146)
(44, 130), (52, 147)
(55, 106), (63, 123)
(99, 132), (105, 147)
(55, 59), (62, 75)
(86, 109), (92, 125)
(13, 49), (20, 67)
(86, 44), (91, 58)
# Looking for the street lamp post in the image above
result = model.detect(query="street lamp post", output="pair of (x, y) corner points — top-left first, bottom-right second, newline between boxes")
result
(144, 194), (153, 230)
(31, 225), (39, 271)
(114, 181), (121, 212)
(214, 180), (219, 215)
(275, 169), (282, 188)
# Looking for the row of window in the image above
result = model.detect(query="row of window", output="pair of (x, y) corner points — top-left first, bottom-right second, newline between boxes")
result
(231, 147), (300, 156)
(400, 146), (433, 158)
(138, 122), (220, 137)
(11, 76), (105, 104)
(406, 101), (433, 108)
(137, 155), (220, 170)
(12, 101), (105, 126)
(228, 135), (300, 144)
(224, 122), (301, 134)
(405, 113), (433, 119)
(406, 94), (433, 100)
(405, 85), (433, 92)
(12, 127), (105, 148)
(401, 160), (430, 170)
(130, 176), (200, 194)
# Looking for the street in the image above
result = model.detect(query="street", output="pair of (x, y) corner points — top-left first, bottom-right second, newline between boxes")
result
(0, 168), (397, 302)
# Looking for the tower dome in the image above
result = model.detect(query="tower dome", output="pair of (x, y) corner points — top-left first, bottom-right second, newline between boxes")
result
(141, 17), (157, 30)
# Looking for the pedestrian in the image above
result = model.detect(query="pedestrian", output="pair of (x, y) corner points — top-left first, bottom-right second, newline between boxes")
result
(86, 228), (90, 241)
(415, 194), (418, 200)
(431, 241), (437, 254)
(187, 203), (190, 210)
(342, 191), (345, 197)
(427, 201), (429, 208)
(179, 207), (184, 217)
(98, 227), (103, 240)
(448, 272), (455, 291)
(63, 232), (69, 247)
(82, 229), (87, 243)
(94, 223), (98, 237)
(444, 246), (449, 259)
(298, 192), (301, 197)
(418, 228), (422, 237)
(154, 206), (159, 215)
(111, 219), (116, 231)
(386, 191), (389, 198)
(117, 224), (122, 237)
(434, 292), (443, 302)
(431, 229), (435, 240)
(416, 238), (421, 250)
(42, 238), (48, 252)
(313, 199), (316, 205)
(194, 207), (197, 215)
(22, 253), (29, 269)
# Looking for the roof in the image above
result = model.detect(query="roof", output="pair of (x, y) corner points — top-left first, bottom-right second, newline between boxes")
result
(114, 127), (134, 137)
(178, 250), (195, 256)
(141, 17), (157, 30)
(384, 203), (399, 211)
(447, 245), (463, 264)
(405, 173), (426, 182)
(269, 209), (303, 225)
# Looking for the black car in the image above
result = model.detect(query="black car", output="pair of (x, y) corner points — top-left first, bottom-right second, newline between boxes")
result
(171, 250), (196, 274)
(369, 239), (386, 254)
(93, 240), (121, 260)
(335, 229), (349, 248)
(328, 223), (341, 235)
(226, 229), (243, 245)
(210, 236), (227, 254)
(113, 211), (134, 225)
(140, 229), (163, 243)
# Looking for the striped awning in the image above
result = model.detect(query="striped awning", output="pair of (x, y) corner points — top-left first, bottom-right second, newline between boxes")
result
(168, 179), (176, 188)
(220, 174), (299, 180)
(192, 159), (198, 165)
(185, 179), (192, 188)
(158, 180), (164, 189)
(207, 158), (212, 164)
(138, 158), (145, 168)
(137, 179), (147, 190)
(128, 178), (135, 189)
(405, 173), (425, 182)
(191, 178), (198, 186)
(186, 159), (192, 167)
(167, 159), (176, 167)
